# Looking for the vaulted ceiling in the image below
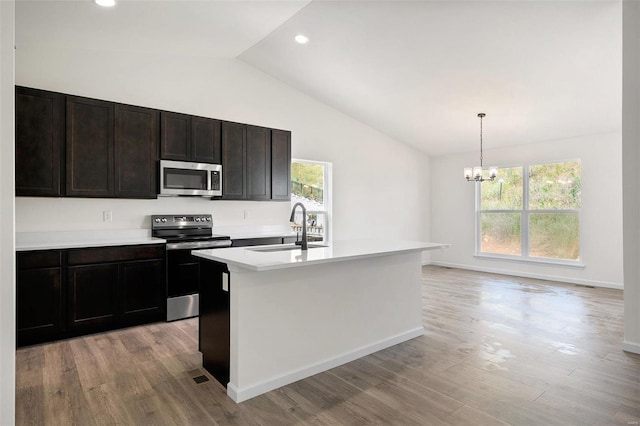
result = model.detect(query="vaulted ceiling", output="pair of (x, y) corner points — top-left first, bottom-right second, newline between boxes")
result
(16, 0), (622, 157)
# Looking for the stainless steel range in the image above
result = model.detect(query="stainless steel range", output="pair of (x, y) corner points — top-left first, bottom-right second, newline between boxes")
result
(152, 214), (231, 321)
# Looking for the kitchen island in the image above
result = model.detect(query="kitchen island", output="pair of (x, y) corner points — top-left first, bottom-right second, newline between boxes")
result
(192, 239), (449, 403)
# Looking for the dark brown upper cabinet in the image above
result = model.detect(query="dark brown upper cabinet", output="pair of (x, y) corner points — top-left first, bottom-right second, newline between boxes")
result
(246, 125), (271, 200)
(66, 96), (115, 197)
(160, 111), (190, 161)
(15, 86), (290, 201)
(67, 97), (158, 199)
(271, 129), (292, 201)
(114, 104), (159, 198)
(192, 116), (221, 164)
(15, 86), (65, 197)
(221, 121), (247, 200)
(161, 112), (221, 164)
(222, 122), (291, 201)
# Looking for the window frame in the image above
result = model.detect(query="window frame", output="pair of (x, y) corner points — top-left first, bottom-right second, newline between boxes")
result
(475, 159), (584, 268)
(291, 158), (333, 244)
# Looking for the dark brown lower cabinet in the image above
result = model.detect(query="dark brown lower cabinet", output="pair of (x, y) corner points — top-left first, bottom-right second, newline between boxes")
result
(121, 259), (164, 323)
(67, 263), (119, 332)
(16, 244), (166, 347)
(16, 250), (64, 346)
(199, 260), (230, 387)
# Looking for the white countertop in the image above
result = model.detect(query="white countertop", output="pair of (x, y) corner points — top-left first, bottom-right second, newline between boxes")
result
(16, 230), (166, 251)
(192, 239), (450, 272)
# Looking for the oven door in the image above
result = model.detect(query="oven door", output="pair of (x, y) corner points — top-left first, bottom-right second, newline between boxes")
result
(165, 239), (231, 321)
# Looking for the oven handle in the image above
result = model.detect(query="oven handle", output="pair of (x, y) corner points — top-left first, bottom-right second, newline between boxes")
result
(166, 240), (232, 250)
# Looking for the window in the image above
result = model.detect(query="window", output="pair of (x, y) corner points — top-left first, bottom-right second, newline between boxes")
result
(291, 159), (332, 243)
(478, 160), (581, 263)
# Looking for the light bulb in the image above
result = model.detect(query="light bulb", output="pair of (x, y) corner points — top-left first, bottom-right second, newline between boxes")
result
(473, 166), (483, 180)
(489, 167), (498, 179)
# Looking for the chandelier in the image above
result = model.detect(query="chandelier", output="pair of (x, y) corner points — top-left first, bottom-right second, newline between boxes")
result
(464, 113), (497, 182)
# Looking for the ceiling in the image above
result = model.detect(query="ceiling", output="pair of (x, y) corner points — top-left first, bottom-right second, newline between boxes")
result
(16, 0), (622, 157)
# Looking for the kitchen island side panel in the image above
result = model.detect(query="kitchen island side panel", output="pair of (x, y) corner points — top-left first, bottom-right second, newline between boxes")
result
(226, 251), (423, 402)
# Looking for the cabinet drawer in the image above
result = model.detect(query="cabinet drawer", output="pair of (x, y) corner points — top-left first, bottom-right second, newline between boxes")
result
(17, 250), (63, 269)
(68, 244), (165, 265)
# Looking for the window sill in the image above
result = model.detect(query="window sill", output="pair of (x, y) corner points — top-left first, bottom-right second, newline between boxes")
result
(474, 253), (585, 269)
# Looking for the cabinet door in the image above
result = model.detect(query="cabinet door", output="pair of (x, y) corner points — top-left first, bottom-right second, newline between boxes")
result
(114, 104), (158, 198)
(199, 260), (230, 387)
(66, 96), (115, 197)
(120, 259), (165, 324)
(246, 125), (271, 200)
(15, 87), (64, 197)
(67, 263), (119, 332)
(16, 266), (63, 346)
(192, 117), (221, 164)
(160, 111), (190, 161)
(271, 129), (291, 200)
(221, 121), (246, 200)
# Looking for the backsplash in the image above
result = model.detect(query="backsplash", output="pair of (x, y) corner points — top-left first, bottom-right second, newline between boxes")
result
(15, 196), (291, 232)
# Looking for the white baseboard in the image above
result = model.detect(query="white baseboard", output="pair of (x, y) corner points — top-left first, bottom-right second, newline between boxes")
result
(623, 340), (640, 354)
(429, 261), (623, 290)
(227, 326), (425, 403)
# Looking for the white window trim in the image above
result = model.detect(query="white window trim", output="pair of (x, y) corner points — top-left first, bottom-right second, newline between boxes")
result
(475, 161), (583, 266)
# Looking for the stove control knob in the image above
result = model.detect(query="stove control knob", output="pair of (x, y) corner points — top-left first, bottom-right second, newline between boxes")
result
(161, 218), (167, 223)
(154, 218), (160, 223)
(195, 217), (201, 222)
(206, 217), (211, 222)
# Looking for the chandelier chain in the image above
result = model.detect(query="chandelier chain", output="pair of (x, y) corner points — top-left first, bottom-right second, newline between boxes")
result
(479, 114), (483, 167)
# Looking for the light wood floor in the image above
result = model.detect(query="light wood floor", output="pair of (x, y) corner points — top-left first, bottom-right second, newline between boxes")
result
(16, 266), (640, 425)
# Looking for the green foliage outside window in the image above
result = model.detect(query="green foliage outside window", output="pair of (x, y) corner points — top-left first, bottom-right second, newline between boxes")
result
(529, 213), (580, 260)
(481, 212), (521, 255)
(291, 163), (324, 203)
(480, 167), (523, 210)
(479, 161), (581, 261)
(529, 161), (581, 210)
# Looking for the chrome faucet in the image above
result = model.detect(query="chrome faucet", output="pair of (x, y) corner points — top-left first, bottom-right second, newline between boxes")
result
(289, 202), (308, 250)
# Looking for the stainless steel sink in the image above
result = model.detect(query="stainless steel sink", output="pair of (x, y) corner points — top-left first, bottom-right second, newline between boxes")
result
(248, 244), (328, 253)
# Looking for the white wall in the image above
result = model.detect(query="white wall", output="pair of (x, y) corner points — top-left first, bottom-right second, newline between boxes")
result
(0, 0), (16, 424)
(622, 0), (640, 354)
(430, 132), (623, 289)
(14, 48), (430, 243)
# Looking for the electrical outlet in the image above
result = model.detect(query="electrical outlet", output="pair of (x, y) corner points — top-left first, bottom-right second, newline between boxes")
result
(244, 210), (250, 220)
(103, 210), (113, 222)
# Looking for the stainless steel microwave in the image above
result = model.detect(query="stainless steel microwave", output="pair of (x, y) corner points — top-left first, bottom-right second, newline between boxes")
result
(159, 160), (222, 197)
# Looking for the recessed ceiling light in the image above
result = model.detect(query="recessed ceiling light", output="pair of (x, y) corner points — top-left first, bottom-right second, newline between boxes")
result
(295, 34), (309, 45)
(94, 0), (115, 7)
